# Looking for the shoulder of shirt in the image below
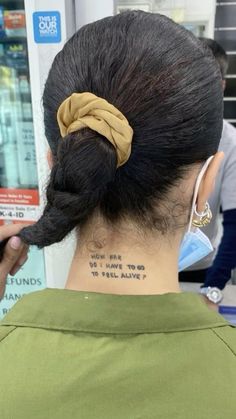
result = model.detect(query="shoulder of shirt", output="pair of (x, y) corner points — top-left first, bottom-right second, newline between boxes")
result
(220, 120), (236, 153)
(212, 325), (236, 357)
(0, 325), (16, 344)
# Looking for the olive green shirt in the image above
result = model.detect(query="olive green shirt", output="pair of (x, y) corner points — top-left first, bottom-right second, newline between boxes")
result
(0, 289), (236, 419)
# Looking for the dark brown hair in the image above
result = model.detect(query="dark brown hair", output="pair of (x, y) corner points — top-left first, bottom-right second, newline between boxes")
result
(199, 37), (228, 79)
(19, 11), (223, 247)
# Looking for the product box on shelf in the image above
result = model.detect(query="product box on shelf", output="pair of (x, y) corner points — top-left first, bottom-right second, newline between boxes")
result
(4, 10), (26, 37)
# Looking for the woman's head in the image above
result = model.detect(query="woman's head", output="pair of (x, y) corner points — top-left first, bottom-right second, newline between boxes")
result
(20, 11), (223, 247)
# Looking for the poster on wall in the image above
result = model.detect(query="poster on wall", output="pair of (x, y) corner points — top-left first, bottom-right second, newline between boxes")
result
(0, 245), (46, 319)
(0, 189), (46, 319)
(0, 190), (46, 320)
(0, 188), (40, 222)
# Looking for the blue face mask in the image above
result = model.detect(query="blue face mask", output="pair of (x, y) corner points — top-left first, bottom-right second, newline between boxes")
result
(178, 228), (213, 272)
(178, 157), (214, 272)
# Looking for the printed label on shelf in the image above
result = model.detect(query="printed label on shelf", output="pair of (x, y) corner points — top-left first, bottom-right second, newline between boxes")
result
(33, 11), (61, 43)
(0, 204), (40, 221)
(0, 188), (40, 221)
(0, 246), (46, 319)
(0, 188), (39, 205)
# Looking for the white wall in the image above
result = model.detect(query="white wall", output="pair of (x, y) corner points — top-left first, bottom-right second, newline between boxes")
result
(76, 0), (114, 29)
(25, 0), (76, 288)
(117, 0), (216, 36)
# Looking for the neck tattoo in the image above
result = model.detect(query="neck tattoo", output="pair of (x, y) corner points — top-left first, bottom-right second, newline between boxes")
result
(89, 254), (146, 280)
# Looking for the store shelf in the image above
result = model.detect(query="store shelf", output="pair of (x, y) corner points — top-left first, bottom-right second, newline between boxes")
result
(215, 1), (236, 123)
(215, 2), (236, 27)
(0, 36), (26, 44)
(226, 56), (236, 77)
(0, 1), (24, 8)
(225, 77), (236, 96)
(224, 100), (236, 119)
(217, 2), (236, 5)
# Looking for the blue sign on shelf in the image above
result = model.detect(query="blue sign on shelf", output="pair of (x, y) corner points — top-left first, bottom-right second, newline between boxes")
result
(33, 11), (61, 43)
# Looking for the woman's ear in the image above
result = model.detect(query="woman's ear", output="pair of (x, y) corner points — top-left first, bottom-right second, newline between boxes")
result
(197, 152), (224, 213)
(47, 149), (54, 169)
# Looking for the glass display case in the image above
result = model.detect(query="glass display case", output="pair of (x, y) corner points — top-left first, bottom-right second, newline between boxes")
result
(215, 1), (236, 127)
(0, 1), (38, 190)
(0, 0), (46, 318)
(116, 0), (236, 126)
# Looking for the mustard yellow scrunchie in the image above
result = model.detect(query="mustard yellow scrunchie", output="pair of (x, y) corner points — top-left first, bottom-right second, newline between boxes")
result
(57, 92), (133, 167)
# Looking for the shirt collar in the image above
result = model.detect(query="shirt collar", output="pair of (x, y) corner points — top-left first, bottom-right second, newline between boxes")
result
(1, 288), (228, 334)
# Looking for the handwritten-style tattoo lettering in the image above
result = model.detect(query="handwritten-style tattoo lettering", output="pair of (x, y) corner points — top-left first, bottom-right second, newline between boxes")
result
(88, 254), (146, 280)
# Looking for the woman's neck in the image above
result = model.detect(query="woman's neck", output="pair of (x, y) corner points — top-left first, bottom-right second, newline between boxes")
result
(65, 222), (182, 295)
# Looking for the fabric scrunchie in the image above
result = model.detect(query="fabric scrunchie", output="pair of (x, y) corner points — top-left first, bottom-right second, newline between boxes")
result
(57, 92), (133, 167)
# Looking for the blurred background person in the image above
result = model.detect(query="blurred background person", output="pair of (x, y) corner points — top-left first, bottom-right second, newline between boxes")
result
(180, 38), (236, 304)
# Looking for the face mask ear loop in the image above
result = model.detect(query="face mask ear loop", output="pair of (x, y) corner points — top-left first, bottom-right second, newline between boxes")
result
(187, 156), (214, 233)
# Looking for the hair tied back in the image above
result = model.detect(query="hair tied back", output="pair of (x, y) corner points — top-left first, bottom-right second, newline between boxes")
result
(57, 92), (133, 167)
